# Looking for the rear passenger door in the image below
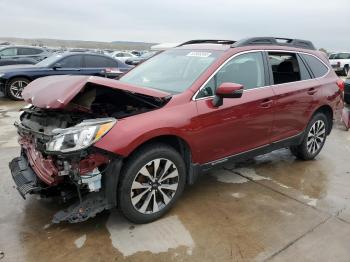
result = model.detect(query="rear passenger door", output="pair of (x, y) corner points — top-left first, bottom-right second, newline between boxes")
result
(267, 51), (317, 142)
(194, 51), (275, 163)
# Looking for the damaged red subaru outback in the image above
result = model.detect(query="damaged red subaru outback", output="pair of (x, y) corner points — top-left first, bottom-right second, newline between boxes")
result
(9, 37), (343, 224)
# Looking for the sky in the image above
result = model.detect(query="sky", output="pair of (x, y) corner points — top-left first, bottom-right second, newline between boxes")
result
(0, 0), (349, 51)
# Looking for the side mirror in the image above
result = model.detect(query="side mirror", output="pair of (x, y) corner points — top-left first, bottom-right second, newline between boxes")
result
(212, 82), (243, 107)
(52, 63), (62, 70)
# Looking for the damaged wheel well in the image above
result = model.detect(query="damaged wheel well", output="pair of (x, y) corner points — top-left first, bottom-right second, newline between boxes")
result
(313, 105), (333, 134)
(123, 135), (194, 183)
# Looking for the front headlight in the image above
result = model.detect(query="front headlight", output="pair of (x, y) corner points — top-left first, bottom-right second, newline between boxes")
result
(46, 118), (116, 153)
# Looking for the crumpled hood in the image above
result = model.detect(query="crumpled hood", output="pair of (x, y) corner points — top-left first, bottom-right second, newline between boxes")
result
(22, 75), (171, 109)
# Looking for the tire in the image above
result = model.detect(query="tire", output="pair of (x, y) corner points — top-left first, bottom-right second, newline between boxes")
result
(5, 77), (30, 100)
(118, 143), (186, 224)
(290, 113), (328, 160)
(343, 65), (349, 76)
(345, 93), (350, 105)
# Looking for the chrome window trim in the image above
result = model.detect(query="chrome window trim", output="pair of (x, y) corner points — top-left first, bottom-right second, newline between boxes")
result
(192, 49), (331, 101)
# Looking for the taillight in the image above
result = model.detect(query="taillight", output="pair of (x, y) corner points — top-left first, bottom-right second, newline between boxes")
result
(337, 79), (345, 92)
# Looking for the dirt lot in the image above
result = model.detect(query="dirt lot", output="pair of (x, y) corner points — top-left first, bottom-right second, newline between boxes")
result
(1, 95), (350, 262)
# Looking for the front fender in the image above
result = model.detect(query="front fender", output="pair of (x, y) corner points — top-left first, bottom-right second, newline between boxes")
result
(94, 102), (199, 159)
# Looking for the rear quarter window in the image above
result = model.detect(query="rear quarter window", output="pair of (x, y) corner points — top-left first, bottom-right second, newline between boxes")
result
(301, 54), (329, 78)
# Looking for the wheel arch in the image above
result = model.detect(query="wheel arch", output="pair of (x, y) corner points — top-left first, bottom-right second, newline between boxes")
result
(311, 104), (333, 135)
(121, 134), (198, 185)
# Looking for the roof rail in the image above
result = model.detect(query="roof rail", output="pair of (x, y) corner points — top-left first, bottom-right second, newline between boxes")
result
(178, 39), (236, 46)
(231, 37), (316, 50)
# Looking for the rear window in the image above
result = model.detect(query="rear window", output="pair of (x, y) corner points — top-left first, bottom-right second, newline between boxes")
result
(84, 55), (118, 68)
(17, 47), (43, 55)
(332, 53), (350, 59)
(301, 54), (329, 78)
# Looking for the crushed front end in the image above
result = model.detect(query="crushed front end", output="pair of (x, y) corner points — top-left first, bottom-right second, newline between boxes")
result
(9, 106), (120, 223)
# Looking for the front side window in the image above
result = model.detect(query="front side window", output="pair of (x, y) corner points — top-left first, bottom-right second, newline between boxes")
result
(58, 55), (82, 68)
(120, 49), (222, 94)
(0, 47), (17, 56)
(268, 52), (307, 85)
(197, 52), (265, 98)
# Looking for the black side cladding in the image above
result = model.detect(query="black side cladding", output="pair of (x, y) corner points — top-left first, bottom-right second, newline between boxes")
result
(9, 156), (41, 199)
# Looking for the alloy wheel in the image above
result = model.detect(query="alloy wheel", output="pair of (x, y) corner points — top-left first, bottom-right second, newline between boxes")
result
(9, 80), (29, 99)
(306, 120), (326, 155)
(130, 158), (179, 214)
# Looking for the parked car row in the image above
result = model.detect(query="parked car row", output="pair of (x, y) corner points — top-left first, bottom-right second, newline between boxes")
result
(329, 52), (350, 76)
(0, 45), (52, 66)
(0, 52), (132, 100)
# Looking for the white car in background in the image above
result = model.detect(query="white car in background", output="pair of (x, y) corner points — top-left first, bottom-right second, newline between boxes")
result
(109, 51), (137, 63)
(329, 52), (350, 76)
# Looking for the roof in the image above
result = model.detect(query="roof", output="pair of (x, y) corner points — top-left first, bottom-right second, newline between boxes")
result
(176, 37), (316, 51)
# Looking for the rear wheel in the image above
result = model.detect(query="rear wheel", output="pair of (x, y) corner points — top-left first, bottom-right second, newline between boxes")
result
(345, 93), (350, 104)
(290, 113), (328, 160)
(118, 143), (186, 223)
(6, 77), (30, 100)
(343, 65), (349, 76)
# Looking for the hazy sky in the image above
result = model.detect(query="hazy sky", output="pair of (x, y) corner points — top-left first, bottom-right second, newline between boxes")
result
(1, 0), (349, 51)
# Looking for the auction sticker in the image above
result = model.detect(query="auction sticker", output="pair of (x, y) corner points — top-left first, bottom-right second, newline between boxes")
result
(186, 52), (212, 57)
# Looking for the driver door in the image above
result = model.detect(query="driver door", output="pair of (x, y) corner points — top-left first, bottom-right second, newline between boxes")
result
(194, 51), (275, 164)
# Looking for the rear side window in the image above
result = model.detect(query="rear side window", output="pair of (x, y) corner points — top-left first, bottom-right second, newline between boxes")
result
(17, 48), (42, 55)
(268, 52), (310, 84)
(301, 54), (329, 78)
(84, 55), (118, 68)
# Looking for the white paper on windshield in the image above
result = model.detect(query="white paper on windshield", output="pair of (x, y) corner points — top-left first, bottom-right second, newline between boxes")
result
(186, 52), (212, 58)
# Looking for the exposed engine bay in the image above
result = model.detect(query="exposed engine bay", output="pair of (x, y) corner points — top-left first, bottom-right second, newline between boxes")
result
(10, 83), (169, 223)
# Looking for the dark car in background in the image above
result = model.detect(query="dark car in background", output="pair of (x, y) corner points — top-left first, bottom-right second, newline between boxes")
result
(0, 46), (52, 66)
(125, 51), (159, 65)
(344, 78), (350, 104)
(0, 52), (132, 100)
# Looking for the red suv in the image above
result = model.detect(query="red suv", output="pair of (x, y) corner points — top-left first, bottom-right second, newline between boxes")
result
(9, 37), (343, 224)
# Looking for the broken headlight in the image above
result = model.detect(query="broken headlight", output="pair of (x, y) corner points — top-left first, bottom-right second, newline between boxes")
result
(46, 118), (116, 153)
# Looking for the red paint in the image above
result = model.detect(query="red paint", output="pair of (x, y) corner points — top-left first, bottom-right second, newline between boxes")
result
(78, 154), (110, 175)
(22, 75), (170, 109)
(19, 136), (61, 185)
(22, 43), (343, 167)
(95, 45), (342, 164)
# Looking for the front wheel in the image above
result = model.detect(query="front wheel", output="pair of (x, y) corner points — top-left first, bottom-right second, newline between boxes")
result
(290, 113), (328, 160)
(6, 77), (30, 100)
(118, 144), (186, 223)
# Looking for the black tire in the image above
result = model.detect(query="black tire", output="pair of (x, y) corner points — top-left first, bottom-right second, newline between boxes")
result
(5, 77), (30, 100)
(290, 113), (329, 160)
(118, 143), (186, 224)
(344, 93), (350, 105)
(343, 65), (349, 76)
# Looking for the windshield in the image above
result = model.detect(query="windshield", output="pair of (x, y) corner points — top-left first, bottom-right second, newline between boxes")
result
(120, 49), (222, 94)
(332, 53), (350, 59)
(35, 54), (63, 67)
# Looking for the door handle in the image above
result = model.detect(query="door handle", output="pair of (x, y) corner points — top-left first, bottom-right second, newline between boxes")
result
(260, 99), (273, 108)
(307, 88), (317, 95)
